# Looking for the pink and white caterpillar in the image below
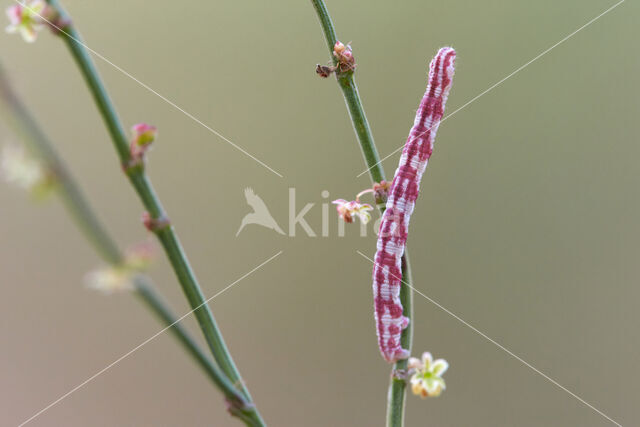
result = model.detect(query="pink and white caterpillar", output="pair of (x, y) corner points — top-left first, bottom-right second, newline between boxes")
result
(373, 47), (456, 363)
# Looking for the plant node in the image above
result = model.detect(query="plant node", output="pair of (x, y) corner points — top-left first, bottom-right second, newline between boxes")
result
(142, 211), (171, 232)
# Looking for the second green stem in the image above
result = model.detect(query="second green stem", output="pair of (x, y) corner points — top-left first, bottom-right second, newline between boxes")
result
(46, 0), (264, 425)
(0, 63), (251, 419)
(310, 1), (414, 426)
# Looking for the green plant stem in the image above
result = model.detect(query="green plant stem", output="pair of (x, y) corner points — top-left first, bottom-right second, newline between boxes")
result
(46, 0), (260, 418)
(0, 69), (121, 264)
(0, 64), (255, 422)
(386, 256), (413, 427)
(133, 277), (253, 417)
(310, 0), (384, 184)
(45, 2), (263, 424)
(310, 1), (414, 426)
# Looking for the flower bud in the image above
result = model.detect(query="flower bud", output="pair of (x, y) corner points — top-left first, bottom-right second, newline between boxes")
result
(129, 123), (157, 162)
(373, 180), (391, 204)
(332, 40), (356, 72)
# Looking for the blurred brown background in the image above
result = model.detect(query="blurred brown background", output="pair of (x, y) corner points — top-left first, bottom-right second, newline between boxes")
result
(1, 0), (638, 425)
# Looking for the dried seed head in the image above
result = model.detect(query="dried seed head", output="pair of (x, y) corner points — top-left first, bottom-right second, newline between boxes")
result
(316, 64), (335, 78)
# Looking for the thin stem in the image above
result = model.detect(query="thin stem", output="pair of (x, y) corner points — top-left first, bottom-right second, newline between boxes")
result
(39, 1), (263, 423)
(46, 2), (263, 424)
(0, 66), (121, 264)
(310, 0), (384, 184)
(310, 1), (414, 425)
(133, 277), (253, 418)
(386, 255), (413, 427)
(0, 64), (255, 421)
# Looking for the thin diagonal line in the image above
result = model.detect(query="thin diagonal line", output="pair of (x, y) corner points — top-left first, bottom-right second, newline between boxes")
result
(356, 0), (625, 178)
(15, 0), (283, 178)
(18, 250), (283, 427)
(356, 250), (622, 426)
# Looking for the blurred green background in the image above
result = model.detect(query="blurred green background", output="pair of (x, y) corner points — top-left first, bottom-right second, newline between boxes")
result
(1, 0), (638, 425)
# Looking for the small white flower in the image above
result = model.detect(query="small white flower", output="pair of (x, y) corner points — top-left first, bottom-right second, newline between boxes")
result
(84, 267), (135, 294)
(5, 1), (48, 43)
(408, 352), (449, 398)
(332, 198), (373, 224)
(85, 243), (155, 294)
(1, 144), (54, 197)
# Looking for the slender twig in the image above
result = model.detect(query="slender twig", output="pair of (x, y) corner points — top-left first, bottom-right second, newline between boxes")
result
(310, 0), (384, 184)
(386, 255), (413, 426)
(0, 67), (121, 264)
(0, 64), (255, 422)
(32, 1), (265, 424)
(310, 1), (413, 425)
(133, 278), (255, 425)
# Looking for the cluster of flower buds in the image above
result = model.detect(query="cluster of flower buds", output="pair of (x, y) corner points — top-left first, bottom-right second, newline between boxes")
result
(85, 242), (156, 294)
(5, 0), (65, 43)
(128, 122), (157, 166)
(1, 144), (57, 198)
(316, 40), (357, 78)
(408, 352), (449, 398)
(333, 41), (356, 72)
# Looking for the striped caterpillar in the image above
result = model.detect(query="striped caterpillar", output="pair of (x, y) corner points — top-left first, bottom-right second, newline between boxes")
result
(373, 47), (456, 363)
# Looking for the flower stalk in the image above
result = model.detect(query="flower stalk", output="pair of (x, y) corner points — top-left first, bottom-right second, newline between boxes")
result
(310, 1), (413, 425)
(0, 63), (254, 418)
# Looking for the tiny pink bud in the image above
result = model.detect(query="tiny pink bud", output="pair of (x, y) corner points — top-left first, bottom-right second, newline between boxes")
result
(131, 123), (157, 147)
(129, 123), (157, 163)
